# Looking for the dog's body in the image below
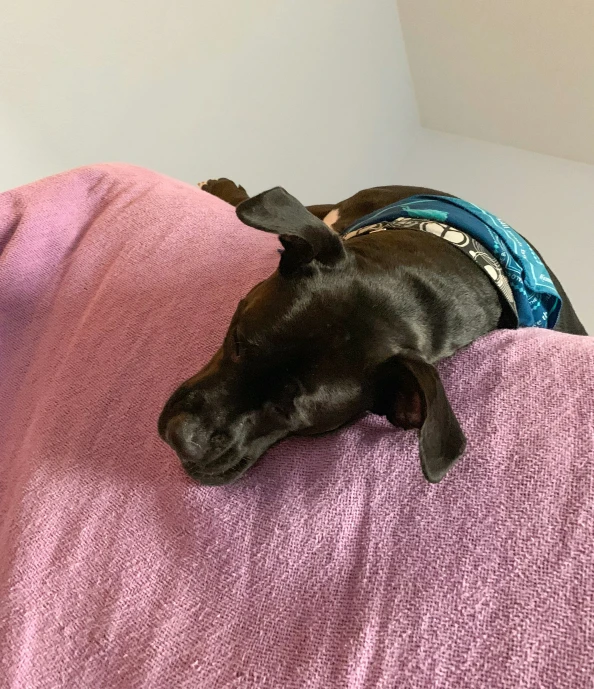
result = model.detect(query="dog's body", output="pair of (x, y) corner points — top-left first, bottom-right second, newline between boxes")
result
(158, 179), (587, 485)
(197, 179), (586, 338)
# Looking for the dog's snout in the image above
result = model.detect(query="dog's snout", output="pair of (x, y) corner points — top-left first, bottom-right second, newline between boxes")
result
(158, 385), (206, 439)
(166, 386), (204, 417)
(165, 413), (206, 464)
(163, 411), (236, 468)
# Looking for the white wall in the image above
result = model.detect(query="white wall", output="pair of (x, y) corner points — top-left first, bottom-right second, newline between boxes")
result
(397, 0), (594, 166)
(0, 0), (418, 201)
(400, 129), (594, 332)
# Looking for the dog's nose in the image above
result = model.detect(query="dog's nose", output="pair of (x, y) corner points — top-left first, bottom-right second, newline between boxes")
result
(165, 412), (207, 466)
(164, 412), (234, 469)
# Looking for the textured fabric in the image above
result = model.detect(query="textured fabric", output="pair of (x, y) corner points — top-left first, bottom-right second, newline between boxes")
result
(1, 164), (593, 689)
(342, 216), (518, 324)
(342, 195), (561, 328)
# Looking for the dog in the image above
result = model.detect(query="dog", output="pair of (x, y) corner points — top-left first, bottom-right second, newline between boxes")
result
(158, 179), (587, 485)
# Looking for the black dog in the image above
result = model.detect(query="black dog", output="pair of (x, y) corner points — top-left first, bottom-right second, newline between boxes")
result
(158, 180), (586, 485)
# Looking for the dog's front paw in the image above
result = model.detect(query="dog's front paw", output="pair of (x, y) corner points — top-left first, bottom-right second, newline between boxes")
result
(197, 178), (249, 207)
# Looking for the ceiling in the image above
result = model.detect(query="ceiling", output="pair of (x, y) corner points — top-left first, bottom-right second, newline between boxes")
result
(397, 0), (594, 165)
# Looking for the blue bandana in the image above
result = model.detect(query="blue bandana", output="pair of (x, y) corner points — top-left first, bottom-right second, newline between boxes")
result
(341, 195), (562, 329)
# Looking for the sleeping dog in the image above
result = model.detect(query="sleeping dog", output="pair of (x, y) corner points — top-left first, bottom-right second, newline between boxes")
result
(158, 179), (587, 485)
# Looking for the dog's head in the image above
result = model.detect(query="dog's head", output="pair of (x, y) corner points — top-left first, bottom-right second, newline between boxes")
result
(158, 188), (466, 485)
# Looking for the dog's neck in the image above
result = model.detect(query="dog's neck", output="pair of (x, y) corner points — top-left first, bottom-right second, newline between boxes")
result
(343, 229), (505, 363)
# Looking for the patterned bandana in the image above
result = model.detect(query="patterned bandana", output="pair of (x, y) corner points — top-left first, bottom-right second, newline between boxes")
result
(341, 195), (562, 329)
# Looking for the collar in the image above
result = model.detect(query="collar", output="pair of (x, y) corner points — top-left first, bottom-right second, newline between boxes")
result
(342, 216), (519, 326)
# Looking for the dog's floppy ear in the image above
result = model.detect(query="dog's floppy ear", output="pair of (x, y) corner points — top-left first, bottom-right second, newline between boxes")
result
(236, 187), (345, 275)
(372, 355), (466, 483)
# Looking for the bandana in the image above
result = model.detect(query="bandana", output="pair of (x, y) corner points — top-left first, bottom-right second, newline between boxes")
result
(341, 195), (561, 329)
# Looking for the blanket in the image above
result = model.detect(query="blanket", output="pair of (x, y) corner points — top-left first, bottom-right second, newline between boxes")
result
(1, 165), (593, 688)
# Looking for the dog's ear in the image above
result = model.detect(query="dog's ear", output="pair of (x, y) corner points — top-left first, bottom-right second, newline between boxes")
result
(372, 355), (466, 483)
(236, 187), (345, 275)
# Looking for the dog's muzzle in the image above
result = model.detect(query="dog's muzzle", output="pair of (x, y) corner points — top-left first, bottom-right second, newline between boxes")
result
(158, 399), (258, 485)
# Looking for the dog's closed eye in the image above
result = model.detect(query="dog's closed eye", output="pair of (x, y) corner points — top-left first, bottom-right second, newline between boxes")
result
(230, 327), (258, 362)
(232, 329), (244, 361)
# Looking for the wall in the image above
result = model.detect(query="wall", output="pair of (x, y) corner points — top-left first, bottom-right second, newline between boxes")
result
(400, 128), (594, 331)
(0, 0), (418, 201)
(397, 0), (594, 165)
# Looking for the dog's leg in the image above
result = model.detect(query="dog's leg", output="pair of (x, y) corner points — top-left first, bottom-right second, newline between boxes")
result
(198, 178), (250, 207)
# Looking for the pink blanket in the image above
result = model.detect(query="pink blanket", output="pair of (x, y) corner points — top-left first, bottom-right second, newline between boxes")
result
(1, 164), (593, 689)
